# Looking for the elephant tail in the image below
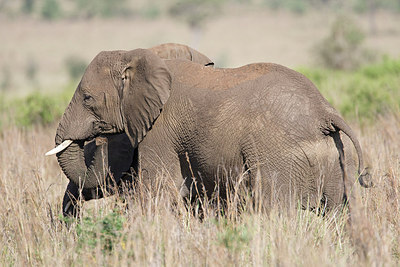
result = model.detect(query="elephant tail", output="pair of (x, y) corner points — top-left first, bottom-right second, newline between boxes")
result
(325, 114), (373, 188)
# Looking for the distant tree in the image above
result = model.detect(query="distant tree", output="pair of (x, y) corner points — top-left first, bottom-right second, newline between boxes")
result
(22, 0), (35, 14)
(315, 15), (370, 70)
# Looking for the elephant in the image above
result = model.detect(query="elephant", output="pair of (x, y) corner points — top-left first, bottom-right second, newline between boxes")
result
(47, 48), (372, 218)
(51, 43), (214, 217)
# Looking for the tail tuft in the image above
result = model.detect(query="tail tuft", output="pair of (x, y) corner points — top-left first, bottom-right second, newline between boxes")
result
(358, 167), (373, 188)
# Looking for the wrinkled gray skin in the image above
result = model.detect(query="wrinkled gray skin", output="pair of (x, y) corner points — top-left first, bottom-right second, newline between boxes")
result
(55, 48), (371, 218)
(61, 43), (214, 217)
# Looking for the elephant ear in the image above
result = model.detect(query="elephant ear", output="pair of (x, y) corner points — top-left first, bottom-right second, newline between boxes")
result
(121, 49), (172, 148)
(189, 47), (214, 66)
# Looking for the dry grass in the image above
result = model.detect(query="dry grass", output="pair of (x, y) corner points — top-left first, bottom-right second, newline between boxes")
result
(1, 5), (399, 265)
(0, 114), (399, 266)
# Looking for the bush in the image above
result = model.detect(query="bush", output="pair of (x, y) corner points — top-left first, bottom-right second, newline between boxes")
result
(13, 92), (63, 127)
(297, 57), (400, 124)
(338, 74), (394, 121)
(1, 84), (74, 129)
(360, 55), (400, 79)
(76, 210), (125, 252)
(216, 218), (252, 254)
(315, 15), (374, 70)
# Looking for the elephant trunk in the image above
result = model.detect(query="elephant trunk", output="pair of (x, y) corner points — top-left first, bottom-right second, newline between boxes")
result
(53, 88), (109, 189)
(56, 136), (108, 189)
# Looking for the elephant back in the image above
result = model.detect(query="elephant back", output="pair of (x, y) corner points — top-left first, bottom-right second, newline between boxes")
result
(149, 43), (214, 66)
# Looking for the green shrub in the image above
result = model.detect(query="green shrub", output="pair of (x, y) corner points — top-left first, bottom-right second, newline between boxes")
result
(2, 83), (75, 128)
(297, 57), (400, 124)
(13, 92), (62, 127)
(76, 210), (125, 252)
(360, 56), (400, 79)
(338, 74), (394, 121)
(216, 218), (252, 255)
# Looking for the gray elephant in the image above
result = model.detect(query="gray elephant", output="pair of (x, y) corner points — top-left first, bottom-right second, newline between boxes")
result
(47, 48), (371, 217)
(53, 43), (214, 217)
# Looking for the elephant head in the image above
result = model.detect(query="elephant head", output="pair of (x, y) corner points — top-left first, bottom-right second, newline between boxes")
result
(52, 49), (170, 187)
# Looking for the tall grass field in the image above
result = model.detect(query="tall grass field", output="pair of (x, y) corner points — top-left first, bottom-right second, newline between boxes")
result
(0, 58), (399, 266)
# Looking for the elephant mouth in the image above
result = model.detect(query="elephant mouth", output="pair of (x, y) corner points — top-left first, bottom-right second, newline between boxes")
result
(98, 121), (119, 134)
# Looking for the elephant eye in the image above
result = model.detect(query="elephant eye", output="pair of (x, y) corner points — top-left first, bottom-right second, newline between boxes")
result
(83, 94), (93, 103)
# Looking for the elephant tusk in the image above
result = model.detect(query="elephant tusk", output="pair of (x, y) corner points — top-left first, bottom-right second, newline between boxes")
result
(45, 140), (73, 156)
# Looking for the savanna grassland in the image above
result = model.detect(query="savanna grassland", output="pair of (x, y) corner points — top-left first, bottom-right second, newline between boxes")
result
(1, 1), (400, 265)
(2, 60), (400, 266)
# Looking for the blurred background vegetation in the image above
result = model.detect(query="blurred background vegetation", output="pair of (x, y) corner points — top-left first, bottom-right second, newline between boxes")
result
(1, 0), (400, 19)
(0, 0), (399, 130)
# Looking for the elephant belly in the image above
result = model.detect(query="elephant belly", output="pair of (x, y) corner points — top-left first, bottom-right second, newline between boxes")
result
(177, 148), (245, 199)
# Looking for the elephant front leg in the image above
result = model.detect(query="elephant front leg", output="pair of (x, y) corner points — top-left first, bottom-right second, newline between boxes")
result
(138, 138), (184, 198)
